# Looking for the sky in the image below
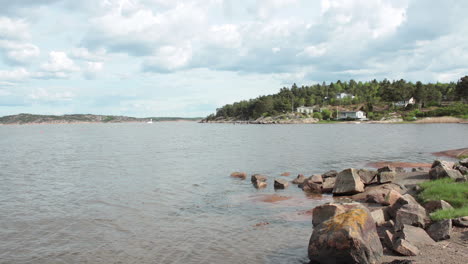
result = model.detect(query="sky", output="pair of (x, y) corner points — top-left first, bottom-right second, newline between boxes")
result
(0, 0), (467, 117)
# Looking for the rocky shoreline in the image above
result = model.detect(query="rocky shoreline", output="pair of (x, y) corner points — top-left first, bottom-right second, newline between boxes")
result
(230, 158), (468, 264)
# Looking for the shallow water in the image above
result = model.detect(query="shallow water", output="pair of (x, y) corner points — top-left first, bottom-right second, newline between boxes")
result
(0, 123), (467, 263)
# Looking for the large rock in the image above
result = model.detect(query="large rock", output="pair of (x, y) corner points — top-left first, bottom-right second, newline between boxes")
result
(322, 170), (338, 178)
(365, 188), (402, 206)
(378, 166), (395, 173)
(429, 165), (463, 180)
(311, 203), (346, 227)
(423, 200), (453, 213)
(352, 183), (405, 203)
(371, 209), (387, 226)
(321, 177), (336, 193)
(383, 190), (402, 206)
(454, 165), (468, 175)
(378, 171), (396, 184)
(358, 169), (378, 185)
(388, 194), (421, 218)
(459, 158), (468, 167)
(394, 224), (435, 247)
(292, 174), (306, 184)
(309, 174), (323, 184)
(274, 179), (289, 189)
(230, 172), (246, 179)
(333, 168), (365, 196)
(251, 174), (267, 183)
(427, 219), (452, 241)
(308, 204), (383, 264)
(302, 179), (322, 193)
(395, 204), (429, 230)
(392, 239), (419, 256)
(452, 216), (468, 227)
(431, 160), (455, 169)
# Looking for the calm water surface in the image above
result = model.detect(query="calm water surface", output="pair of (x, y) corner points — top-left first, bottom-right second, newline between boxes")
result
(0, 123), (467, 263)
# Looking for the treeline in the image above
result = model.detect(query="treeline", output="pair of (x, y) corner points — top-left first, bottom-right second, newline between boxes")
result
(207, 76), (468, 120)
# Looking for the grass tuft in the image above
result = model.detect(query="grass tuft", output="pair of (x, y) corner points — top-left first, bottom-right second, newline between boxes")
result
(418, 178), (468, 220)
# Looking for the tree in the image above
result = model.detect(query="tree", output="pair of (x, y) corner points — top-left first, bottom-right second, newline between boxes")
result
(321, 109), (332, 120)
(455, 76), (468, 101)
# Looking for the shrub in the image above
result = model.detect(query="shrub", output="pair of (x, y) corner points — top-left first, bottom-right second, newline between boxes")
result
(313, 112), (322, 120)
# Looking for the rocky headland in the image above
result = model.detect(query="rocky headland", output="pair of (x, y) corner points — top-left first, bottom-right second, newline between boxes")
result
(231, 154), (468, 263)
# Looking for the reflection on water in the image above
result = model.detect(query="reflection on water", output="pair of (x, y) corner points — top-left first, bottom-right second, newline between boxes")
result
(0, 123), (467, 263)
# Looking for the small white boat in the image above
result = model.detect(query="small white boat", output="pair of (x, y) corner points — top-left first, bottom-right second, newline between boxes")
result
(147, 118), (153, 124)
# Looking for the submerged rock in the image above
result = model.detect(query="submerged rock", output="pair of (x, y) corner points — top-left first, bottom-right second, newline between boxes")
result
(309, 174), (323, 184)
(302, 179), (322, 193)
(333, 168), (365, 196)
(252, 181), (267, 189)
(292, 174), (306, 184)
(251, 174), (267, 183)
(280, 172), (291, 176)
(230, 172), (247, 179)
(308, 203), (383, 264)
(274, 179), (289, 189)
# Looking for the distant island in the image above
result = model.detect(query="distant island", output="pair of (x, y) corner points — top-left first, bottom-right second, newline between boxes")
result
(0, 114), (202, 125)
(203, 76), (468, 124)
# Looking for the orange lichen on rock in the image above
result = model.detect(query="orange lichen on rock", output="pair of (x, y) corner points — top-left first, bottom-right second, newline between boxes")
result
(324, 208), (368, 234)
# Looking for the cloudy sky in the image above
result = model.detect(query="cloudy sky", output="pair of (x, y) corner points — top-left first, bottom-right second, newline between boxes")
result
(0, 0), (467, 117)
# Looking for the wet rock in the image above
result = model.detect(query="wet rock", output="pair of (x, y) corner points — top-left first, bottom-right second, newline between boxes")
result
(378, 171), (396, 184)
(321, 177), (336, 193)
(392, 239), (419, 256)
(280, 172), (291, 176)
(274, 179), (289, 189)
(429, 165), (463, 180)
(333, 168), (365, 196)
(230, 172), (246, 179)
(427, 219), (452, 241)
(253, 181), (267, 189)
(395, 204), (429, 229)
(308, 204), (383, 264)
(309, 174), (323, 184)
(423, 200), (453, 213)
(394, 224), (435, 247)
(357, 169), (378, 185)
(311, 203), (346, 227)
(251, 174), (267, 183)
(378, 166), (395, 173)
(292, 174), (306, 184)
(452, 216), (468, 227)
(371, 209), (386, 226)
(302, 179), (322, 193)
(322, 170), (338, 178)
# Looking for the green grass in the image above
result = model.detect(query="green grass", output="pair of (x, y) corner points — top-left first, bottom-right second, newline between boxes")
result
(418, 178), (468, 220)
(430, 207), (468, 221)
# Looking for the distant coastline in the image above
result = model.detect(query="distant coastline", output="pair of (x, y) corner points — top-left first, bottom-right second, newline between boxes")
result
(201, 114), (468, 124)
(0, 114), (202, 125)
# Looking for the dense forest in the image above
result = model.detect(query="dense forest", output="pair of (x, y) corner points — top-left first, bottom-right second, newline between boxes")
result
(206, 76), (468, 121)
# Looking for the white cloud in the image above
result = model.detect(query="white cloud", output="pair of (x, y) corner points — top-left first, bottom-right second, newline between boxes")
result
(0, 17), (30, 40)
(41, 51), (80, 75)
(0, 68), (32, 81)
(28, 88), (75, 101)
(143, 44), (192, 71)
(70, 47), (107, 61)
(0, 41), (40, 64)
(83, 61), (104, 79)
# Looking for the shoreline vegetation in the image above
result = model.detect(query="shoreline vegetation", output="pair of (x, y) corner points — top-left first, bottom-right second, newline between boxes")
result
(232, 147), (468, 263)
(0, 113), (202, 125)
(202, 76), (468, 124)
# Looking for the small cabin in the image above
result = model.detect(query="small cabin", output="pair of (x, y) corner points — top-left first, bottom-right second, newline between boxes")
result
(338, 111), (366, 120)
(395, 97), (416, 107)
(296, 106), (316, 114)
(336, 93), (355, 99)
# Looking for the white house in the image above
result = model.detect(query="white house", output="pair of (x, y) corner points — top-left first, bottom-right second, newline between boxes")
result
(338, 111), (366, 120)
(336, 93), (355, 99)
(296, 106), (315, 114)
(395, 97), (416, 107)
